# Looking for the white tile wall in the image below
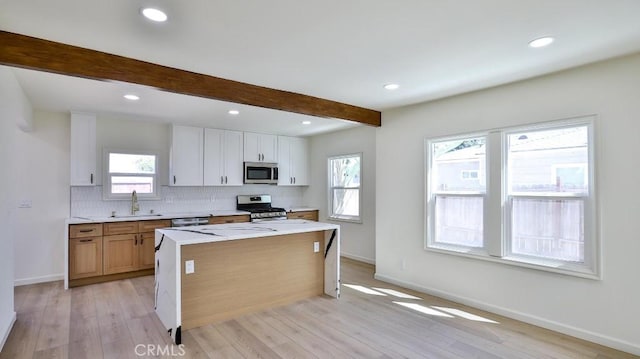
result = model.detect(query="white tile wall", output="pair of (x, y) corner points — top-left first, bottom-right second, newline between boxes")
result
(70, 185), (306, 217)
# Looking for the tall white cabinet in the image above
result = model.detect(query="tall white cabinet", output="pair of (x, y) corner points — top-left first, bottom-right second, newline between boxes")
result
(278, 136), (309, 186)
(170, 125), (204, 186)
(204, 129), (244, 186)
(244, 132), (277, 162)
(70, 112), (97, 186)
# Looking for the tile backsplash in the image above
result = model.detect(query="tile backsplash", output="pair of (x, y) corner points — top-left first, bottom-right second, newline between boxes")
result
(70, 185), (306, 217)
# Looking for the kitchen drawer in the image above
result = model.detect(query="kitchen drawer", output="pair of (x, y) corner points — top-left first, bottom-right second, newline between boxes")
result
(287, 210), (318, 221)
(103, 221), (139, 235)
(139, 219), (171, 232)
(69, 223), (103, 238)
(208, 214), (251, 225)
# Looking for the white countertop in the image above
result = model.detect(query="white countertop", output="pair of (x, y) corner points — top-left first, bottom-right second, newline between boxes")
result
(66, 210), (251, 224)
(157, 219), (339, 246)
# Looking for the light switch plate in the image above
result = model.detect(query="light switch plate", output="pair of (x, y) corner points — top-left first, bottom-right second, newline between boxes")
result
(313, 242), (320, 253)
(185, 260), (195, 274)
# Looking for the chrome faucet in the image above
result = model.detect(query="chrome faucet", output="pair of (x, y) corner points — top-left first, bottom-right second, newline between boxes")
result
(131, 190), (140, 215)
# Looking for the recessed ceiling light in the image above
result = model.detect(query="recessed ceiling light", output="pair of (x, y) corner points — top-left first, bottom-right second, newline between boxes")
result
(302, 121), (311, 125)
(528, 36), (554, 48)
(141, 8), (168, 22)
(228, 110), (239, 115)
(124, 94), (140, 101)
(383, 83), (399, 90)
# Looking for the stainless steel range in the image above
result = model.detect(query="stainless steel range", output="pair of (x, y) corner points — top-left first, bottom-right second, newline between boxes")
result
(236, 194), (287, 222)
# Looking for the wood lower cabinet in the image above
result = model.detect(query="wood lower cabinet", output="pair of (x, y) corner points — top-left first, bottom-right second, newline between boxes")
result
(103, 220), (171, 274)
(208, 214), (251, 224)
(287, 210), (319, 221)
(103, 234), (138, 274)
(138, 232), (156, 269)
(138, 220), (169, 269)
(70, 219), (170, 286)
(69, 236), (103, 279)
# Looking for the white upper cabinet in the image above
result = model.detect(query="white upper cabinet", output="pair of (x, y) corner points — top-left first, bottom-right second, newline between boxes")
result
(278, 136), (309, 186)
(70, 112), (97, 186)
(244, 132), (277, 162)
(204, 129), (243, 186)
(170, 125), (204, 186)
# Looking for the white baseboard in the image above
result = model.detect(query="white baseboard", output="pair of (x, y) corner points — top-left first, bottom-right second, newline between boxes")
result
(374, 273), (640, 356)
(341, 252), (375, 265)
(0, 311), (16, 352)
(14, 273), (64, 287)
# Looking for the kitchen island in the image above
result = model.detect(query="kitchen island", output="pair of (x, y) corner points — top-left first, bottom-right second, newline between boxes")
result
(154, 219), (340, 344)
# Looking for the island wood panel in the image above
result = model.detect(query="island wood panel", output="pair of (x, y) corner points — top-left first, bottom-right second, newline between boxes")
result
(0, 31), (381, 127)
(180, 231), (325, 329)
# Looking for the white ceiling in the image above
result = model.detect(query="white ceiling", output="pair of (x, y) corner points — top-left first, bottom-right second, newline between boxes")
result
(2, 0), (640, 136)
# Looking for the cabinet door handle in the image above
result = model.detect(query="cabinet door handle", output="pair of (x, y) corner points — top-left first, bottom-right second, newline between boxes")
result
(225, 176), (228, 184)
(173, 175), (176, 184)
(79, 229), (94, 233)
(79, 239), (93, 243)
(135, 235), (138, 245)
(221, 176), (224, 184)
(141, 237), (144, 245)
(90, 173), (94, 184)
(225, 220), (233, 223)
(290, 177), (292, 184)
(293, 177), (296, 184)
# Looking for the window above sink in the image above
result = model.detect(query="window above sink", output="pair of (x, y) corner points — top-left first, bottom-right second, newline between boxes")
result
(103, 149), (160, 200)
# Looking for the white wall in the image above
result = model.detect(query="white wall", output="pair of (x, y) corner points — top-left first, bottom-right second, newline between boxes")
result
(13, 111), (70, 285)
(375, 53), (640, 354)
(95, 115), (171, 186)
(306, 126), (376, 263)
(0, 66), (28, 349)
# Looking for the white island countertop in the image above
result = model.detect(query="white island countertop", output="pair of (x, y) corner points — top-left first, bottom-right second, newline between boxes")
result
(157, 219), (338, 246)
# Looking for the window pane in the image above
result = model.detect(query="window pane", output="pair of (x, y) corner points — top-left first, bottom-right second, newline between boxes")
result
(434, 195), (483, 247)
(432, 137), (486, 192)
(330, 156), (360, 187)
(508, 126), (588, 194)
(111, 176), (154, 194)
(109, 153), (156, 174)
(511, 197), (584, 262)
(332, 188), (359, 217)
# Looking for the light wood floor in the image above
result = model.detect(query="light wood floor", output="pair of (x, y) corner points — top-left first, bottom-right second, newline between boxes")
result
(1, 258), (635, 359)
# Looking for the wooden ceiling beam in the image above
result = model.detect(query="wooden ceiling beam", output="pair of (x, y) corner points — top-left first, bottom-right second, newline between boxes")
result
(0, 31), (381, 127)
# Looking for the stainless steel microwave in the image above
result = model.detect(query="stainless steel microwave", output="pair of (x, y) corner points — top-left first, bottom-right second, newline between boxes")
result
(244, 162), (278, 184)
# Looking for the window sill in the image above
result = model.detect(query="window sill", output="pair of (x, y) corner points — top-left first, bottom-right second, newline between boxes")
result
(327, 216), (362, 224)
(425, 245), (600, 280)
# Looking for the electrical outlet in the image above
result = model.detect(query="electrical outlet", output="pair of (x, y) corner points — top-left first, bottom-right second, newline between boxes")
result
(313, 241), (320, 253)
(185, 260), (195, 274)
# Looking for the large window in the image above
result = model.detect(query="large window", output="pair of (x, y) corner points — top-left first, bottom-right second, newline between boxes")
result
(328, 153), (361, 222)
(104, 150), (159, 200)
(426, 117), (597, 278)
